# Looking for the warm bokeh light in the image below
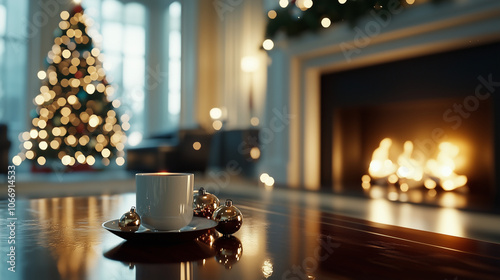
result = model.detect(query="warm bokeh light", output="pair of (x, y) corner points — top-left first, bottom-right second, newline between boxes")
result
(260, 173), (269, 183)
(303, 0), (313, 9)
(112, 99), (121, 108)
(87, 155), (96, 165)
(250, 147), (260, 160)
(210, 107), (222, 120)
(77, 154), (86, 164)
(262, 39), (274, 51)
(193, 141), (202, 151)
(388, 174), (398, 184)
(406, 0), (415, 4)
(361, 175), (371, 183)
(101, 148), (111, 158)
(37, 70), (47, 80)
(61, 155), (71, 165)
(60, 11), (69, 20)
(121, 122), (130, 131)
(37, 156), (46, 165)
(116, 157), (125, 166)
(268, 10), (277, 19)
(23, 141), (33, 150)
(26, 151), (35, 159)
(279, 0), (288, 8)
(265, 176), (275, 187)
(321, 17), (331, 28)
(338, 0), (347, 4)
(250, 117), (260, 126)
(12, 156), (22, 166)
(88, 115), (99, 127)
(39, 141), (48, 150)
(424, 179), (437, 190)
(30, 129), (38, 139)
(212, 120), (223, 131)
(21, 132), (30, 141)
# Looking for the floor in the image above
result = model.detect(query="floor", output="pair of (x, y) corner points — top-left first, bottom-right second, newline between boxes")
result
(6, 170), (500, 244)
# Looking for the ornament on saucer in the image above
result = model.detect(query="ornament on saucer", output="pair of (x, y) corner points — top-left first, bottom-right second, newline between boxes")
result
(212, 199), (243, 235)
(193, 187), (220, 219)
(118, 206), (141, 232)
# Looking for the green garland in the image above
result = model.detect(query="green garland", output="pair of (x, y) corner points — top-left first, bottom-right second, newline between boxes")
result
(265, 0), (447, 39)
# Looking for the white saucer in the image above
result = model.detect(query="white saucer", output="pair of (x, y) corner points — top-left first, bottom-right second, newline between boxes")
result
(102, 217), (217, 242)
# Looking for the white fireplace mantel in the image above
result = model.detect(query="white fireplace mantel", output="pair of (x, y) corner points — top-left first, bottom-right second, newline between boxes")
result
(259, 0), (500, 189)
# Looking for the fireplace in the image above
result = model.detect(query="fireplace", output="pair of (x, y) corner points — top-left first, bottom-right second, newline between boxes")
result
(320, 41), (499, 210)
(260, 0), (500, 211)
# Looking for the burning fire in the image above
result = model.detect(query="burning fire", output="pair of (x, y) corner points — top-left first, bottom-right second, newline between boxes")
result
(365, 138), (467, 191)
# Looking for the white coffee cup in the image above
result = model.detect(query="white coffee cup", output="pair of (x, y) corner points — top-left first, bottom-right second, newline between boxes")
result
(136, 173), (194, 231)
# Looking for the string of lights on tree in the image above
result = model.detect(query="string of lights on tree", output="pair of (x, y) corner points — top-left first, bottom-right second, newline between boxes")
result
(262, 0), (446, 50)
(12, 5), (129, 169)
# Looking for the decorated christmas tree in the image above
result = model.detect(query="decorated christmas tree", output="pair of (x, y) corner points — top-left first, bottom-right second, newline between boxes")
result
(12, 5), (128, 170)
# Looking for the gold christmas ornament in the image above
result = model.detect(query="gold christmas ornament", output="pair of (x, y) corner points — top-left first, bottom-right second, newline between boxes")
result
(118, 206), (141, 232)
(193, 187), (220, 219)
(212, 199), (243, 235)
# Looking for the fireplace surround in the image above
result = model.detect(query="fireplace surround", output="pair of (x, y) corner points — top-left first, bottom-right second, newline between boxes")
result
(320, 41), (498, 209)
(260, 0), (500, 210)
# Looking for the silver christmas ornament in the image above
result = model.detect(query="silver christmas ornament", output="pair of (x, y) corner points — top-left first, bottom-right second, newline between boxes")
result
(118, 206), (141, 232)
(193, 187), (220, 219)
(212, 199), (243, 235)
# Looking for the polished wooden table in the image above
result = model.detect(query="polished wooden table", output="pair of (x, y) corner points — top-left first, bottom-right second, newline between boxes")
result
(1, 189), (500, 280)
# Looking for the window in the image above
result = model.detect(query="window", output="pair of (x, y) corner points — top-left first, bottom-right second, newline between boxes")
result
(0, 0), (29, 152)
(167, 1), (181, 120)
(84, 0), (147, 146)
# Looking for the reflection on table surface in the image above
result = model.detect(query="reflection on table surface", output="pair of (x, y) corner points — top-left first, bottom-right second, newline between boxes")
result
(1, 190), (500, 280)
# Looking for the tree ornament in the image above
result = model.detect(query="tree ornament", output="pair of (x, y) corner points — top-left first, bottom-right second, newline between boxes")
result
(76, 123), (85, 133)
(212, 199), (243, 235)
(193, 187), (220, 219)
(75, 71), (83, 79)
(214, 235), (243, 270)
(72, 4), (83, 14)
(118, 206), (141, 232)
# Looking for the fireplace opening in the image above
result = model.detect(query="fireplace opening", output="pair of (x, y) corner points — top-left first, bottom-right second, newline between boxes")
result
(321, 41), (500, 211)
